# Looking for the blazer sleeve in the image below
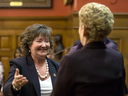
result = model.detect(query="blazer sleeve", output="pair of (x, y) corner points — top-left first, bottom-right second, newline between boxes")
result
(3, 59), (21, 96)
(51, 55), (75, 96)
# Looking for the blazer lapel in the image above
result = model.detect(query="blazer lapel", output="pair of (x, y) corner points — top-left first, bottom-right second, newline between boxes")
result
(47, 58), (57, 86)
(27, 55), (40, 96)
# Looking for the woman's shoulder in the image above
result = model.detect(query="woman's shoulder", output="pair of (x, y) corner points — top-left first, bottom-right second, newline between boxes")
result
(10, 56), (26, 61)
(10, 56), (27, 66)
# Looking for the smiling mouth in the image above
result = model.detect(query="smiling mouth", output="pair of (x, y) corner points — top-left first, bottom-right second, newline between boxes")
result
(39, 49), (47, 51)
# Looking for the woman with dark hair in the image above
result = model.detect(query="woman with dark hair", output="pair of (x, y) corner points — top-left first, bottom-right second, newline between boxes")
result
(3, 24), (60, 96)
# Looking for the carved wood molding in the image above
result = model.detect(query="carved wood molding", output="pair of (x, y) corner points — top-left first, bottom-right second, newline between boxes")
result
(113, 27), (128, 30)
(113, 13), (128, 18)
(0, 16), (67, 20)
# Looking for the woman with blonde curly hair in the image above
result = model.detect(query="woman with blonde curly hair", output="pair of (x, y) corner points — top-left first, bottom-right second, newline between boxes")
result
(51, 2), (125, 96)
(3, 24), (60, 96)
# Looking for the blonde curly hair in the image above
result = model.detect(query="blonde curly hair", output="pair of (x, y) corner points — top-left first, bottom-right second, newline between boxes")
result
(20, 24), (53, 56)
(79, 2), (114, 42)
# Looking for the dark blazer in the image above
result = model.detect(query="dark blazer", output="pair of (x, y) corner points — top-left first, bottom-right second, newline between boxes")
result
(3, 55), (59, 96)
(51, 41), (125, 96)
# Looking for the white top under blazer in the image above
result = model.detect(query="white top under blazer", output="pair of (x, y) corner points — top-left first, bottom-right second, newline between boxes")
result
(39, 76), (53, 96)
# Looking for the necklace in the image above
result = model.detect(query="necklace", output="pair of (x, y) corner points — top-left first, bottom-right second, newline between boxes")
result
(36, 59), (49, 79)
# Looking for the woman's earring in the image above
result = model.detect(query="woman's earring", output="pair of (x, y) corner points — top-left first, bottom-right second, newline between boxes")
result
(29, 50), (31, 52)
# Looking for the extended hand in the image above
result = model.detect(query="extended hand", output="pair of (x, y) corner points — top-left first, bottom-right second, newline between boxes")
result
(13, 68), (28, 89)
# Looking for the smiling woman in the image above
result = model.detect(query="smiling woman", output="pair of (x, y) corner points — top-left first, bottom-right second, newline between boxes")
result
(3, 24), (60, 96)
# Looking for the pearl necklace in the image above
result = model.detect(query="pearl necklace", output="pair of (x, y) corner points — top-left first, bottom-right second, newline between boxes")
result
(36, 59), (49, 79)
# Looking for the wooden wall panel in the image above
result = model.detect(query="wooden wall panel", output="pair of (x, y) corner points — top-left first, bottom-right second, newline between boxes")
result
(114, 13), (128, 28)
(0, 36), (11, 50)
(16, 36), (20, 47)
(0, 17), (67, 29)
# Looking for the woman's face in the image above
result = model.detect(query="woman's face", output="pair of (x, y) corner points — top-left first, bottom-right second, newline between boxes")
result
(29, 34), (50, 58)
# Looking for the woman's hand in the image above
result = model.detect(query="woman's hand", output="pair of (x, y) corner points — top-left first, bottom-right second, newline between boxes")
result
(12, 68), (28, 90)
